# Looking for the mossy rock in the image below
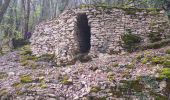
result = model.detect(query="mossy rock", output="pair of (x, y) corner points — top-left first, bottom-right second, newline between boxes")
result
(160, 68), (170, 79)
(137, 39), (170, 50)
(0, 72), (8, 79)
(16, 90), (24, 95)
(121, 31), (141, 52)
(21, 55), (38, 61)
(120, 80), (143, 92)
(149, 91), (168, 100)
(20, 75), (33, 83)
(0, 88), (7, 96)
(61, 79), (73, 85)
(148, 32), (162, 43)
(12, 82), (23, 88)
(20, 50), (32, 55)
(37, 54), (55, 62)
(90, 86), (101, 93)
(135, 54), (144, 61)
(113, 63), (119, 67)
(151, 57), (165, 64)
(141, 58), (149, 64)
(20, 60), (29, 66)
(60, 76), (73, 85)
(107, 73), (115, 81)
(163, 60), (170, 68)
(127, 62), (135, 69)
(20, 60), (37, 69)
(39, 83), (48, 88)
(165, 49), (170, 54)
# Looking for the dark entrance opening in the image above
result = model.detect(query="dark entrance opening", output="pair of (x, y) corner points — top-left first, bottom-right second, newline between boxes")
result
(77, 13), (91, 54)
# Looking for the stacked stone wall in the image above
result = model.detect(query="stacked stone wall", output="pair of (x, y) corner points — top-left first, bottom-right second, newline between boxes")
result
(31, 7), (170, 65)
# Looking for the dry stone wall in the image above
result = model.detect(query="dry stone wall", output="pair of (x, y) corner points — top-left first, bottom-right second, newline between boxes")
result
(31, 7), (170, 65)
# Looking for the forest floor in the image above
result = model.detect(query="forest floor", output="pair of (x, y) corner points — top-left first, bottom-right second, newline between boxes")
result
(0, 45), (170, 100)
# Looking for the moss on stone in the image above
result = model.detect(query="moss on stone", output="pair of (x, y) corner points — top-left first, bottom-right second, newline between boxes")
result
(113, 63), (119, 67)
(16, 90), (24, 95)
(141, 58), (149, 64)
(90, 86), (101, 93)
(22, 55), (38, 61)
(127, 61), (135, 69)
(0, 88), (7, 96)
(0, 72), (8, 79)
(136, 39), (170, 50)
(20, 60), (29, 66)
(37, 54), (55, 62)
(60, 76), (73, 85)
(39, 82), (48, 88)
(163, 60), (170, 68)
(20, 75), (33, 83)
(121, 32), (141, 52)
(151, 57), (165, 64)
(165, 49), (170, 54)
(160, 68), (170, 79)
(120, 80), (143, 92)
(135, 54), (144, 61)
(20, 50), (32, 55)
(107, 73), (115, 81)
(12, 82), (23, 88)
(148, 32), (162, 43)
(20, 60), (37, 69)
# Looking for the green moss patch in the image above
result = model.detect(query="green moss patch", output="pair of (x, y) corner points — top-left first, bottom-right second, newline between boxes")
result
(60, 76), (73, 85)
(163, 60), (170, 68)
(0, 88), (7, 96)
(141, 58), (149, 64)
(165, 49), (170, 54)
(90, 86), (101, 93)
(121, 31), (141, 52)
(37, 54), (55, 62)
(136, 39), (170, 50)
(151, 57), (165, 64)
(107, 73), (115, 81)
(20, 50), (32, 55)
(160, 68), (170, 79)
(12, 82), (23, 88)
(39, 82), (48, 88)
(20, 75), (33, 83)
(120, 80), (144, 92)
(148, 32), (162, 43)
(0, 72), (8, 80)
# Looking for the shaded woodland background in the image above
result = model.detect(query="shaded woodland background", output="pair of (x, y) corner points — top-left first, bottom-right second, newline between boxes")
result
(0, 0), (170, 42)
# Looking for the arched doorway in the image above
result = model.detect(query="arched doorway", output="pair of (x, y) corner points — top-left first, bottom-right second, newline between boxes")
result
(77, 13), (91, 54)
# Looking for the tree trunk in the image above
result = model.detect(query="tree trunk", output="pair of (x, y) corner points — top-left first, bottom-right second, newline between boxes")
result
(0, 0), (11, 23)
(21, 0), (31, 36)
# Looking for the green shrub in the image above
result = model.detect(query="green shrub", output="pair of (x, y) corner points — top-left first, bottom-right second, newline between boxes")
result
(121, 31), (141, 52)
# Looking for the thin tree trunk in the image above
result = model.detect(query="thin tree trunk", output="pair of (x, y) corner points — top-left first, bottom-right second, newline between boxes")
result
(21, 0), (30, 37)
(0, 0), (11, 23)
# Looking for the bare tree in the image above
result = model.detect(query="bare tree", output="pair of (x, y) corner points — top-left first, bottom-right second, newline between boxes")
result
(0, 0), (11, 23)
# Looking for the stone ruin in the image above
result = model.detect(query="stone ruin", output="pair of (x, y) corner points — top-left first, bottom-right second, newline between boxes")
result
(30, 6), (170, 65)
